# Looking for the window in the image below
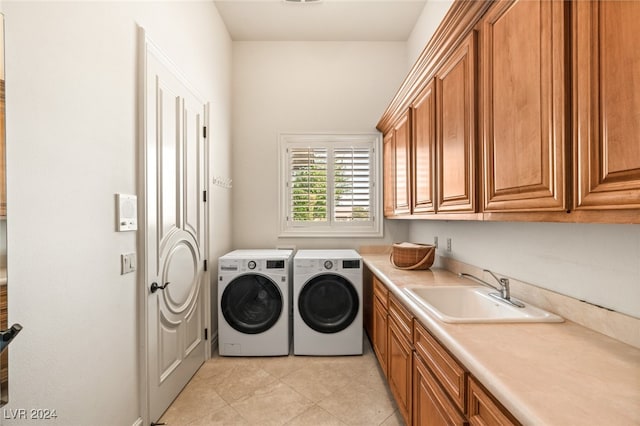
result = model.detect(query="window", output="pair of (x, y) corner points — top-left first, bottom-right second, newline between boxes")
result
(279, 133), (382, 237)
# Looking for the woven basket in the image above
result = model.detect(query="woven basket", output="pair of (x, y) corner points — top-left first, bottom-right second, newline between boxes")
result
(390, 242), (436, 270)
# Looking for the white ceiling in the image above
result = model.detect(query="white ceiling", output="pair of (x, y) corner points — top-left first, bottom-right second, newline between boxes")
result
(213, 0), (428, 41)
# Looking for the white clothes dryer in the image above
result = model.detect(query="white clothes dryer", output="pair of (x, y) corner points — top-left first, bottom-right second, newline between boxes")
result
(218, 249), (293, 356)
(293, 249), (363, 356)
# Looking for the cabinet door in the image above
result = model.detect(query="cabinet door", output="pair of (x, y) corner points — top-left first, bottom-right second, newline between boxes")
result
(414, 321), (467, 413)
(573, 0), (640, 210)
(414, 353), (468, 426)
(372, 295), (388, 376)
(393, 111), (412, 215)
(412, 80), (437, 214)
(436, 32), (477, 213)
(388, 318), (412, 426)
(383, 132), (395, 216)
(482, 0), (567, 212)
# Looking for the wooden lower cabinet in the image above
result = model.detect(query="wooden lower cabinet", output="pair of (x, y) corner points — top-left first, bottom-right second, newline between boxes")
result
(388, 316), (413, 425)
(373, 294), (388, 376)
(414, 322), (467, 413)
(414, 353), (468, 426)
(388, 293), (414, 426)
(368, 275), (518, 425)
(468, 377), (519, 426)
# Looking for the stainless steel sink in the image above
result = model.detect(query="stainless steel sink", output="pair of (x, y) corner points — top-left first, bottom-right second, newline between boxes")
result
(403, 286), (563, 323)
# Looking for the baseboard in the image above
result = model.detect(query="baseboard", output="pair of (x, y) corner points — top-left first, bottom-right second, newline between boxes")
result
(132, 417), (143, 426)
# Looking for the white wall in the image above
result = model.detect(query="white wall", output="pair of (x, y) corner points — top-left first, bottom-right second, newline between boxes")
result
(3, 2), (231, 425)
(231, 41), (409, 250)
(410, 221), (640, 318)
(407, 0), (454, 70)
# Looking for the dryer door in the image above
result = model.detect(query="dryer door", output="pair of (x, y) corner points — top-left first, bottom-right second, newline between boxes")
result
(221, 274), (283, 334)
(298, 274), (359, 333)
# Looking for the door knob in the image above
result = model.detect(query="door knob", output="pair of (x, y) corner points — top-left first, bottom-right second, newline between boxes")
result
(0, 323), (22, 353)
(150, 282), (170, 294)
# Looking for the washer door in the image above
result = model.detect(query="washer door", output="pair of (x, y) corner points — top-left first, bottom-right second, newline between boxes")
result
(298, 273), (359, 334)
(221, 274), (283, 334)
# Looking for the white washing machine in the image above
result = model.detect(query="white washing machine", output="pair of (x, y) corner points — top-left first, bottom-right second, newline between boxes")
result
(218, 249), (293, 356)
(293, 249), (363, 356)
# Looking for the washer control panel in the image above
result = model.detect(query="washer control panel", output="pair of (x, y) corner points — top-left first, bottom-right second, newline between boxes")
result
(219, 258), (288, 273)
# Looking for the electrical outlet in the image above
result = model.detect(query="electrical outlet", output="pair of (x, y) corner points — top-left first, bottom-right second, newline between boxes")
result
(433, 236), (438, 248)
(121, 253), (136, 275)
(446, 238), (452, 252)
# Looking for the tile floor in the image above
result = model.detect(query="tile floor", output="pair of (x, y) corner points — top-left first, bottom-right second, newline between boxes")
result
(158, 336), (403, 426)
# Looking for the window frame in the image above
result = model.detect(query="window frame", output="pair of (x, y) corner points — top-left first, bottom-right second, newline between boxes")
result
(278, 132), (383, 238)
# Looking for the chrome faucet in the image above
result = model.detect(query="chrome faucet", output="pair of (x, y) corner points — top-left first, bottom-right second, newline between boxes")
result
(458, 270), (525, 308)
(485, 269), (512, 300)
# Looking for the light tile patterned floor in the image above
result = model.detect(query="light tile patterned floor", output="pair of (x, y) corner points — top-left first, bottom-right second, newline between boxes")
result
(159, 336), (404, 426)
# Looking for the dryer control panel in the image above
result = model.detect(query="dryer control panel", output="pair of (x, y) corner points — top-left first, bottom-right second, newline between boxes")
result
(295, 258), (361, 273)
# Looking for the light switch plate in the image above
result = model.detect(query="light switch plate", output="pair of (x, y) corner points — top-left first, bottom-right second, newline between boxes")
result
(121, 253), (136, 274)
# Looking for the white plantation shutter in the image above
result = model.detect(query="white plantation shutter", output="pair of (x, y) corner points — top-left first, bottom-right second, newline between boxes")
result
(280, 133), (382, 237)
(333, 147), (372, 221)
(289, 147), (328, 222)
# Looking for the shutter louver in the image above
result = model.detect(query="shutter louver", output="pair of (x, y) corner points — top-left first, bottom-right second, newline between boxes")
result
(289, 147), (328, 222)
(334, 147), (372, 221)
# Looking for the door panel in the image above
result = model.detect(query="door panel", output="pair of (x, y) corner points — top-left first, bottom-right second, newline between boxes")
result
(298, 274), (359, 333)
(144, 38), (207, 423)
(412, 81), (436, 214)
(0, 14), (8, 407)
(383, 132), (395, 216)
(482, 0), (567, 211)
(437, 33), (477, 212)
(221, 275), (283, 334)
(574, 0), (640, 209)
(393, 112), (411, 215)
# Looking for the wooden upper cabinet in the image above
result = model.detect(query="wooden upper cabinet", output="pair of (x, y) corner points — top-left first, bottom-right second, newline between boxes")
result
(411, 80), (437, 214)
(436, 32), (477, 213)
(573, 0), (640, 210)
(393, 111), (412, 215)
(383, 132), (395, 217)
(481, 0), (567, 212)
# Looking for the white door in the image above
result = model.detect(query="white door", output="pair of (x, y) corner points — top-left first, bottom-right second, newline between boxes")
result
(144, 38), (208, 423)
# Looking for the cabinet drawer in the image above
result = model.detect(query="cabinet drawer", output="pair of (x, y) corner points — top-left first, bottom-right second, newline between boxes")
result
(373, 276), (389, 307)
(414, 353), (468, 426)
(414, 321), (467, 413)
(468, 376), (520, 426)
(388, 294), (413, 343)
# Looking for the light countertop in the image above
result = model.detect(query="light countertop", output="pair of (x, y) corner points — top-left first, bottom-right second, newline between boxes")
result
(362, 253), (640, 426)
